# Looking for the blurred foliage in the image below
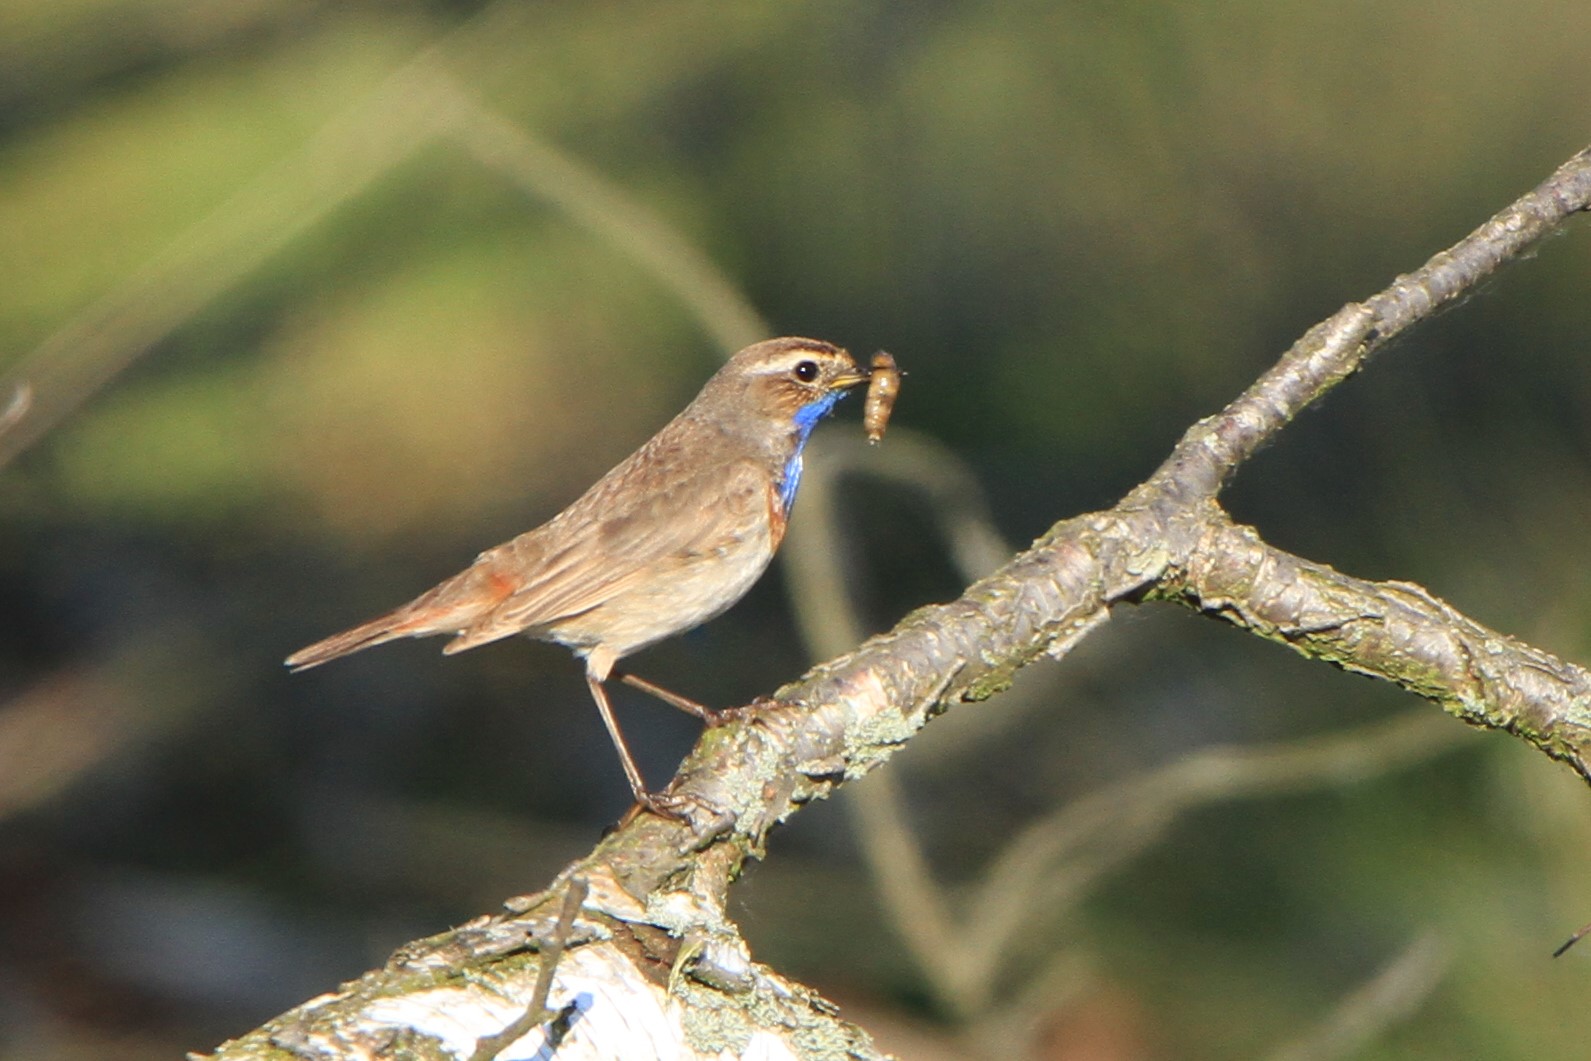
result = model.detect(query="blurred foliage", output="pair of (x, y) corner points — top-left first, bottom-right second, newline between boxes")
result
(2, 0), (1591, 1058)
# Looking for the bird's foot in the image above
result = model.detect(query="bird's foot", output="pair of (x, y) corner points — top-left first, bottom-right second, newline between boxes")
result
(701, 704), (738, 728)
(618, 788), (699, 825)
(707, 695), (782, 726)
(616, 788), (736, 839)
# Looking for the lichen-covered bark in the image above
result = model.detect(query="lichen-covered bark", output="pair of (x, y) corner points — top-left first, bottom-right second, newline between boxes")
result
(1171, 518), (1591, 775)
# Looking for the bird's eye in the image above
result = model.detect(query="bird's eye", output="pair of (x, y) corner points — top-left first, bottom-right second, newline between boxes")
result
(793, 360), (820, 383)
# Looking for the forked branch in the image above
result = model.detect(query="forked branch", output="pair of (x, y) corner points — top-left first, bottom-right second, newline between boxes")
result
(203, 148), (1591, 1061)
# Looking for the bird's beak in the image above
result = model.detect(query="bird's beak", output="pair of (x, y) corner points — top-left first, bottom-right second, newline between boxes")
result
(832, 370), (870, 390)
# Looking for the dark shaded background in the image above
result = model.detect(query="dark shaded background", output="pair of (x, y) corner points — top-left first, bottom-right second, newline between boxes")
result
(2, 2), (1590, 1058)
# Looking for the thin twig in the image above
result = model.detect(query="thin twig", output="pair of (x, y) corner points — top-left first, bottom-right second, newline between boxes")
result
(1553, 921), (1591, 958)
(781, 428), (1009, 1018)
(956, 711), (1471, 1007)
(467, 877), (589, 1061)
(967, 949), (1094, 1061)
(0, 381), (30, 438)
(1261, 932), (1449, 1061)
(0, 36), (773, 471)
(426, 74), (769, 357)
(0, 59), (453, 470)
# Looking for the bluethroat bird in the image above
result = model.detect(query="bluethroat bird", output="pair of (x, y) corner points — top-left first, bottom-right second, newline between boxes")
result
(286, 337), (871, 816)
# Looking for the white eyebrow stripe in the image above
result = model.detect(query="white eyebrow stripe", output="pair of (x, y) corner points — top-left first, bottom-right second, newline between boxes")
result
(749, 350), (835, 376)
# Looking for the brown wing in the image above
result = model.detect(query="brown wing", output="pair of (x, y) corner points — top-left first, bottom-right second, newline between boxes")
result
(441, 453), (774, 653)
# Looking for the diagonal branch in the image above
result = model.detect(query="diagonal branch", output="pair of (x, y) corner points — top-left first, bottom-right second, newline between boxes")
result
(1149, 145), (1591, 499)
(202, 146), (1591, 1060)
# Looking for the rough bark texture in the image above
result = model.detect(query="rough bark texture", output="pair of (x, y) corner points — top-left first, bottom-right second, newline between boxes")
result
(200, 146), (1591, 1061)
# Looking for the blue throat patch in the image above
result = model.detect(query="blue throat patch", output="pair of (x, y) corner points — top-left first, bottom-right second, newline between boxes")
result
(778, 390), (849, 513)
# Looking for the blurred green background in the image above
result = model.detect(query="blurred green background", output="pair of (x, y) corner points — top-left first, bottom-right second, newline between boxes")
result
(2, 1), (1591, 1058)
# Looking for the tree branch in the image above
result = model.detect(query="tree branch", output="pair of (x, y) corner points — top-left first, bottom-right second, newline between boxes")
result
(1167, 519), (1591, 775)
(1149, 145), (1591, 498)
(202, 147), (1591, 1060)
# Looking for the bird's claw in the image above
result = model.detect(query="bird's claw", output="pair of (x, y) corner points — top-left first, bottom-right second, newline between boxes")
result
(622, 788), (700, 824)
(701, 705), (737, 728)
(707, 695), (781, 727)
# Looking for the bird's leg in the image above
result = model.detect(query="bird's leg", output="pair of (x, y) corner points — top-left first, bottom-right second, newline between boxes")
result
(614, 669), (720, 724)
(584, 674), (685, 820)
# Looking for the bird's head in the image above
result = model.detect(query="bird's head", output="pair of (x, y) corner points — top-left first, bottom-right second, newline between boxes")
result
(701, 337), (868, 436)
(689, 337), (869, 514)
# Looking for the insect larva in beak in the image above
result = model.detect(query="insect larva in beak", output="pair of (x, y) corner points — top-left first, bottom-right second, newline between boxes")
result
(864, 351), (900, 444)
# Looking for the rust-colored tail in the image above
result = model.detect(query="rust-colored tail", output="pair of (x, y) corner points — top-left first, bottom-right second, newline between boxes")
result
(284, 608), (421, 671)
(285, 559), (519, 671)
